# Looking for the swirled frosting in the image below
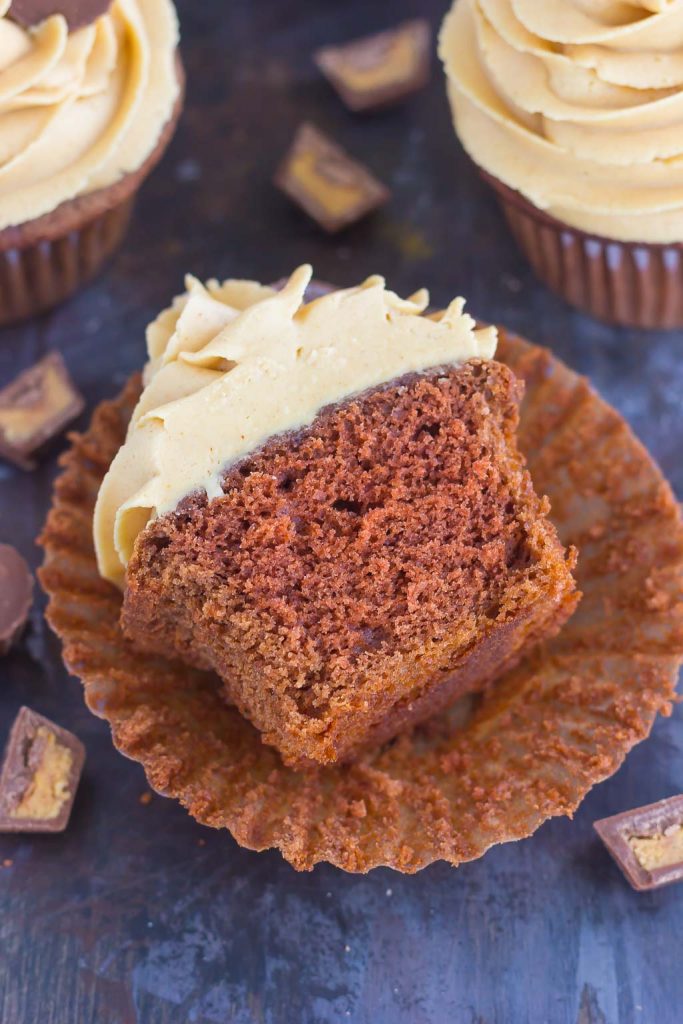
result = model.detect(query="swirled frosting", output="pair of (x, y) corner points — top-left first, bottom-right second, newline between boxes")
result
(94, 265), (498, 587)
(439, 0), (683, 243)
(0, 0), (179, 231)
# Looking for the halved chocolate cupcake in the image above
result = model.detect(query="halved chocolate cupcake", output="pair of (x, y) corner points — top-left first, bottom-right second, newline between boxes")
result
(41, 320), (683, 870)
(93, 267), (578, 767)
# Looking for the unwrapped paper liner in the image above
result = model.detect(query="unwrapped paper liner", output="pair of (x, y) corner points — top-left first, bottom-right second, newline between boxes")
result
(39, 327), (683, 871)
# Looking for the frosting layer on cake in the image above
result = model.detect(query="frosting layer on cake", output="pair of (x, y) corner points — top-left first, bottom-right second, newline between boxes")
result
(94, 265), (497, 587)
(0, 0), (179, 230)
(439, 0), (683, 242)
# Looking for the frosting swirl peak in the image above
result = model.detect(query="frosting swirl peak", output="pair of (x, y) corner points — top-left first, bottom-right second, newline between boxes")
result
(439, 0), (683, 242)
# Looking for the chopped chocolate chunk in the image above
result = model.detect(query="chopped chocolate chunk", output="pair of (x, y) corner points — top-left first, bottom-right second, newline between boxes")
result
(9, 0), (112, 31)
(594, 796), (683, 891)
(0, 545), (33, 656)
(0, 707), (85, 833)
(315, 19), (431, 113)
(0, 352), (84, 470)
(274, 123), (390, 233)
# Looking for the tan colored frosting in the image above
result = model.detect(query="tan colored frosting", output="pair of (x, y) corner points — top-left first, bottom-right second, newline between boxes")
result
(439, 0), (683, 243)
(0, 0), (179, 231)
(94, 265), (498, 587)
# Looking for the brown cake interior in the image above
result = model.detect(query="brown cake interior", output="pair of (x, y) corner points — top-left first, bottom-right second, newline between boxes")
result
(122, 360), (578, 767)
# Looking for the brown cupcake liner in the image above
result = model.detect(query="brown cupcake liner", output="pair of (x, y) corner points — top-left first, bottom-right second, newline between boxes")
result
(480, 170), (683, 330)
(0, 59), (184, 327)
(0, 200), (135, 326)
(39, 330), (683, 872)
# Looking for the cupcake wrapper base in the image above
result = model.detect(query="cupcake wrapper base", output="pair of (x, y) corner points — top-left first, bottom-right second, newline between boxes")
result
(483, 171), (683, 330)
(39, 330), (683, 872)
(0, 198), (134, 327)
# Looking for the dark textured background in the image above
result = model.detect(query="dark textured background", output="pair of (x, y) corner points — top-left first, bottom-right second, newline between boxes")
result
(1, 2), (682, 1022)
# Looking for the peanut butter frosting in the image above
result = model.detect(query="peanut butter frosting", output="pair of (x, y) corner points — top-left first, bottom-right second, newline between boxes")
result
(439, 0), (683, 243)
(94, 265), (498, 587)
(0, 0), (179, 231)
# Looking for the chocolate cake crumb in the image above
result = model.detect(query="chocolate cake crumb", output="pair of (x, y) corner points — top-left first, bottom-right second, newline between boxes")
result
(122, 361), (578, 767)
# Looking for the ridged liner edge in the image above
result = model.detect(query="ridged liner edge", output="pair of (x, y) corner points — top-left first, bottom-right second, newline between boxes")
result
(38, 329), (683, 872)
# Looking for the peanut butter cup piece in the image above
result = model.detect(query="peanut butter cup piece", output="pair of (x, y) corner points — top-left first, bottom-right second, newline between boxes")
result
(0, 545), (33, 656)
(0, 707), (85, 833)
(595, 796), (683, 892)
(0, 352), (84, 471)
(274, 123), (390, 233)
(315, 19), (431, 112)
(9, 0), (112, 30)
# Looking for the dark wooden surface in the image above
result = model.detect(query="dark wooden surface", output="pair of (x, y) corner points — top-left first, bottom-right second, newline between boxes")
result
(1, 2), (682, 1022)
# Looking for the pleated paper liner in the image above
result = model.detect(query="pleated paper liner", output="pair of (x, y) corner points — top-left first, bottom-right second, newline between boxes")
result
(479, 170), (683, 330)
(0, 61), (184, 328)
(39, 328), (683, 872)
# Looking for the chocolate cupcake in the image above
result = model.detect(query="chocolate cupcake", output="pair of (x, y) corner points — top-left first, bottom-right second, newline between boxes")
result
(439, 0), (683, 328)
(0, 0), (183, 325)
(40, 307), (683, 870)
(91, 267), (577, 767)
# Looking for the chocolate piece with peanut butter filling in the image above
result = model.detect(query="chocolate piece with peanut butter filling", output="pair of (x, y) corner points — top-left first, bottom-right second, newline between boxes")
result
(0, 352), (84, 470)
(595, 796), (683, 891)
(0, 544), (33, 656)
(10, 0), (113, 31)
(315, 19), (431, 113)
(0, 707), (85, 833)
(274, 123), (389, 233)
